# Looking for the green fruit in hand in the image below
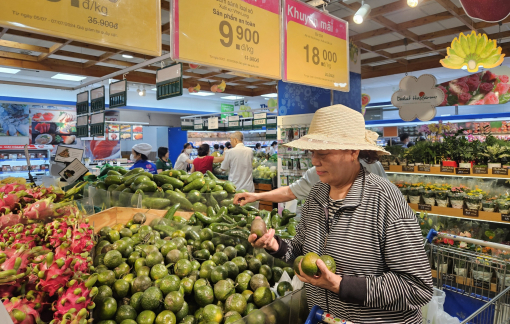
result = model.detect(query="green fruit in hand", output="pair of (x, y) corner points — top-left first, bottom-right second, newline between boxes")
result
(320, 255), (336, 273)
(250, 218), (267, 238)
(293, 256), (304, 276)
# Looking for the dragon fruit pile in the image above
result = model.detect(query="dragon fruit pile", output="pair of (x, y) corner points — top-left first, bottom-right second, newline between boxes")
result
(0, 181), (97, 324)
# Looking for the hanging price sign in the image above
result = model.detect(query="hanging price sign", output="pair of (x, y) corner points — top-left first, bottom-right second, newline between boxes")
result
(282, 0), (349, 91)
(172, 0), (280, 79)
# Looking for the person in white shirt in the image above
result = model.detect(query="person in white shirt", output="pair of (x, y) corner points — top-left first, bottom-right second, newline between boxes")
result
(174, 143), (193, 171)
(269, 141), (278, 156)
(221, 132), (255, 192)
(254, 143), (262, 153)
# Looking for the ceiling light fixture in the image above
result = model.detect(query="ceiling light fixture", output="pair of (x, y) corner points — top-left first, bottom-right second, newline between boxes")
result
(353, 1), (371, 24)
(51, 73), (87, 81)
(151, 88), (157, 91)
(122, 54), (134, 59)
(221, 96), (245, 100)
(189, 92), (216, 97)
(407, 0), (419, 7)
(307, 0), (325, 6)
(261, 93), (278, 98)
(0, 67), (21, 74)
(138, 85), (146, 97)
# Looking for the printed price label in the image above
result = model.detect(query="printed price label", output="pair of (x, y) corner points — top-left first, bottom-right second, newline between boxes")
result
(402, 165), (415, 172)
(456, 168), (471, 175)
(473, 167), (488, 174)
(441, 273), (456, 282)
(229, 121), (239, 127)
(173, 0), (280, 79)
(492, 167), (509, 175)
(194, 124), (203, 130)
(383, 165), (390, 171)
(418, 204), (432, 211)
(440, 166), (455, 173)
(417, 165), (430, 172)
(254, 119), (266, 125)
(501, 214), (510, 222)
(463, 209), (479, 217)
(283, 0), (349, 90)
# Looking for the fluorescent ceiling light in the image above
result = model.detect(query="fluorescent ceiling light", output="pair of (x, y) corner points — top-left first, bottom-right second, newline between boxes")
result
(261, 93), (278, 98)
(307, 0), (324, 6)
(189, 92), (215, 97)
(353, 2), (371, 24)
(407, 0), (419, 7)
(0, 67), (21, 74)
(221, 96), (244, 100)
(151, 88), (157, 91)
(122, 54), (134, 59)
(51, 73), (86, 81)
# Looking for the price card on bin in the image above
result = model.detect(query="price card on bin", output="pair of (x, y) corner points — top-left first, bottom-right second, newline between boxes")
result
(172, 0), (280, 79)
(282, 0), (349, 91)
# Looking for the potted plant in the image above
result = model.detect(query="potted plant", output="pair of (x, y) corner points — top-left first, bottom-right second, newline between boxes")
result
(422, 184), (436, 206)
(480, 144), (510, 169)
(395, 182), (409, 202)
(465, 191), (483, 210)
(408, 183), (423, 204)
(449, 186), (467, 209)
(472, 256), (493, 284)
(435, 188), (449, 207)
(497, 197), (510, 214)
(482, 197), (497, 212)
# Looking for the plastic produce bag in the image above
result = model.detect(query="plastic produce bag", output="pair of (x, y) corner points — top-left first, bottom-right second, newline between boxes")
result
(291, 272), (304, 291)
(422, 288), (460, 324)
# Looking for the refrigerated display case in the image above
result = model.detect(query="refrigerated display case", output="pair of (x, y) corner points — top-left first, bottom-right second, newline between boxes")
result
(0, 147), (51, 184)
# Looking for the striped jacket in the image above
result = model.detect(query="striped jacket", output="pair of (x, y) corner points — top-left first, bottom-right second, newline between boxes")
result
(271, 168), (433, 323)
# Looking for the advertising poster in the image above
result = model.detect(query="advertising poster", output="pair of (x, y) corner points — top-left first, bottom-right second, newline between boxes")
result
(0, 104), (30, 137)
(55, 146), (84, 163)
(30, 106), (77, 145)
(132, 125), (143, 133)
(83, 140), (121, 160)
(59, 159), (89, 184)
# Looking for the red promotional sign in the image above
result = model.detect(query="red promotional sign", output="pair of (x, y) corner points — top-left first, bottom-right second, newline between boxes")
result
(282, 0), (349, 91)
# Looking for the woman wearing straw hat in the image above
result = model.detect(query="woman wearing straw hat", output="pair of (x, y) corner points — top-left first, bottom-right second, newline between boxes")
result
(249, 105), (432, 323)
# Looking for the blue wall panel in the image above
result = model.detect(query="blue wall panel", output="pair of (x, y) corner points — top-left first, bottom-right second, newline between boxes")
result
(168, 127), (188, 166)
(277, 81), (330, 116)
(333, 72), (361, 113)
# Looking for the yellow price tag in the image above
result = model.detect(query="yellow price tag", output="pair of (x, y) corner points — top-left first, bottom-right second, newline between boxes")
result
(173, 0), (281, 79)
(283, 0), (349, 91)
(0, 0), (161, 56)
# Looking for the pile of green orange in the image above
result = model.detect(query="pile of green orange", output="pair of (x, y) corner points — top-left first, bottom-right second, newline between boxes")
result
(92, 212), (296, 324)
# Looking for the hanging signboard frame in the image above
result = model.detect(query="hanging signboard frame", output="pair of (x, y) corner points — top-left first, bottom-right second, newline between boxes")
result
(91, 86), (106, 113)
(76, 91), (89, 116)
(76, 115), (89, 138)
(156, 63), (183, 100)
(89, 112), (105, 137)
(109, 80), (127, 109)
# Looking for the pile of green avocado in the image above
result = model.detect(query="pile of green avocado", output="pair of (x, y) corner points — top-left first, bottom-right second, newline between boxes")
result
(93, 208), (298, 324)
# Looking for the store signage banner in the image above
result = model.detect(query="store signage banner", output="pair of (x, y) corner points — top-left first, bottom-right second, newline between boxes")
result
(391, 74), (445, 122)
(172, 0), (280, 79)
(0, 104), (30, 137)
(221, 104), (234, 120)
(0, 0), (161, 56)
(437, 68), (510, 107)
(282, 0), (349, 91)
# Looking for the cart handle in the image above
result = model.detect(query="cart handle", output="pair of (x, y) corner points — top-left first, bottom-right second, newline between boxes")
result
(426, 229), (510, 252)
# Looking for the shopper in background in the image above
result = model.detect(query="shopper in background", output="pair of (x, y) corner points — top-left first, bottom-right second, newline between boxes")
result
(191, 144), (225, 174)
(224, 142), (232, 152)
(211, 144), (221, 157)
(234, 157), (387, 205)
(129, 143), (157, 175)
(246, 105), (432, 323)
(221, 132), (254, 192)
(219, 145), (225, 155)
(269, 141), (278, 156)
(174, 143), (193, 171)
(155, 147), (172, 173)
(399, 133), (410, 148)
(255, 143), (262, 153)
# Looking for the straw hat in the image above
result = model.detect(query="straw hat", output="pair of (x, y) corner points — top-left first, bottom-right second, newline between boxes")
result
(285, 105), (390, 155)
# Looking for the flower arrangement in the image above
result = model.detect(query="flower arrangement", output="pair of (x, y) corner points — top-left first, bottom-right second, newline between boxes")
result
(482, 196), (497, 212)
(435, 188), (449, 207)
(465, 191), (483, 210)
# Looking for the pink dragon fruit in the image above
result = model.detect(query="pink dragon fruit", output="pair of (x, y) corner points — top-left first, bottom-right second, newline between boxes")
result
(44, 220), (72, 249)
(3, 296), (44, 324)
(1, 224), (45, 249)
(70, 221), (94, 254)
(51, 274), (98, 324)
(0, 183), (27, 194)
(22, 199), (73, 221)
(0, 213), (25, 230)
(34, 252), (74, 296)
(0, 191), (30, 214)
(0, 245), (48, 286)
(70, 252), (93, 273)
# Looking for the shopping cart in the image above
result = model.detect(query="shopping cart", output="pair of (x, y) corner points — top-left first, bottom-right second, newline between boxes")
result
(426, 229), (510, 324)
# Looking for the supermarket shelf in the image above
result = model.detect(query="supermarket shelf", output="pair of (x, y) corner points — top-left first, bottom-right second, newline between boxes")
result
(430, 270), (498, 293)
(409, 203), (509, 224)
(0, 159), (49, 162)
(386, 165), (510, 179)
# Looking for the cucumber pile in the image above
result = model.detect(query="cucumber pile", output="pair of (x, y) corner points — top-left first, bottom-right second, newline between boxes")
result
(93, 208), (298, 324)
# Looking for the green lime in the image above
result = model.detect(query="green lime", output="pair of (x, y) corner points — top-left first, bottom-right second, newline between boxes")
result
(96, 297), (117, 320)
(235, 273), (252, 293)
(129, 292), (143, 312)
(115, 305), (137, 323)
(210, 266), (228, 284)
(212, 252), (228, 265)
(202, 304), (223, 323)
(112, 279), (130, 299)
(95, 285), (113, 305)
(103, 250), (123, 269)
(225, 293), (247, 315)
(232, 257), (248, 273)
(164, 291), (184, 312)
(131, 275), (152, 294)
(255, 253), (268, 265)
(97, 270), (116, 286)
(234, 244), (246, 257)
(213, 279), (235, 302)
(136, 310), (156, 324)
(140, 287), (163, 311)
(253, 287), (272, 308)
(175, 259), (192, 278)
(194, 285), (214, 307)
(155, 310), (176, 324)
(150, 264), (169, 280)
(159, 275), (181, 295)
(180, 277), (194, 295)
(175, 301), (189, 322)
(145, 251), (164, 268)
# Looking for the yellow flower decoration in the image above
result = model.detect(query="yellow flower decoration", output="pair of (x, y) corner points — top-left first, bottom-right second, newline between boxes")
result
(441, 31), (505, 73)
